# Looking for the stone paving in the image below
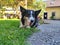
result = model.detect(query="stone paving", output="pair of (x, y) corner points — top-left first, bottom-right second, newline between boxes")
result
(26, 20), (60, 45)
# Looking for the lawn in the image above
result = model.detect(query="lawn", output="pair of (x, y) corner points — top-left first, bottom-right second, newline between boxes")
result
(0, 19), (37, 45)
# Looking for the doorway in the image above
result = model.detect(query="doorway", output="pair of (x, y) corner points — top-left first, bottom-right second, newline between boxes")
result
(44, 12), (48, 19)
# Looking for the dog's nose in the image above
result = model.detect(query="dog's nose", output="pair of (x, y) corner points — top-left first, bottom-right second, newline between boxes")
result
(31, 20), (34, 22)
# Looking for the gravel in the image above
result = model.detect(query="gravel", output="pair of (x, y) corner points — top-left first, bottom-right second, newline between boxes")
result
(26, 20), (60, 45)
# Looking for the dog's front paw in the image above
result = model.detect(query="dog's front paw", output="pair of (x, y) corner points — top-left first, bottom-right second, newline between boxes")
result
(26, 26), (30, 28)
(19, 25), (23, 28)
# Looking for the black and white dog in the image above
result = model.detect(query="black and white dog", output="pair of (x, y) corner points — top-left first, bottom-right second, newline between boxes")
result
(20, 6), (41, 28)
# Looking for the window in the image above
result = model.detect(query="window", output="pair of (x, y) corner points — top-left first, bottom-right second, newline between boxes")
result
(52, 12), (55, 16)
(50, 2), (54, 5)
(50, 0), (55, 5)
(52, 0), (55, 1)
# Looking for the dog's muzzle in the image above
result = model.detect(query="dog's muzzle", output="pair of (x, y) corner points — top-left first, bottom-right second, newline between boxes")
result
(25, 17), (35, 27)
(29, 20), (35, 26)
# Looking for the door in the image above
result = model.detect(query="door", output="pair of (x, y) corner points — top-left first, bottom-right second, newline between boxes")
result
(44, 12), (48, 19)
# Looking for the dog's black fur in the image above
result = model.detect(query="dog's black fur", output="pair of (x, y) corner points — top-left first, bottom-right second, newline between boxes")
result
(20, 6), (41, 28)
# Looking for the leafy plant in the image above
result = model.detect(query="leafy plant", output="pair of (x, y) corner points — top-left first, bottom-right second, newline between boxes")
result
(50, 16), (55, 20)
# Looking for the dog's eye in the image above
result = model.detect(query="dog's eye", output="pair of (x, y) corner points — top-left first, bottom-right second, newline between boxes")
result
(32, 14), (34, 15)
(28, 14), (30, 15)
(32, 14), (35, 16)
(26, 15), (29, 17)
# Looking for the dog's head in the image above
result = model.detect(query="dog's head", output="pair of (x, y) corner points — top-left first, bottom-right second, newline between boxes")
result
(20, 6), (41, 26)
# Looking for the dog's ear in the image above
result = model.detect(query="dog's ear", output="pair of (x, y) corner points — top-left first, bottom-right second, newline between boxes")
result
(20, 6), (26, 12)
(35, 10), (41, 16)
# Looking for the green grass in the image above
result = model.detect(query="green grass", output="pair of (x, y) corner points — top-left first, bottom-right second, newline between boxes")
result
(0, 19), (37, 45)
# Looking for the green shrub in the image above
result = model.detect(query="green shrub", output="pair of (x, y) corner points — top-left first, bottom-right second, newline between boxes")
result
(50, 16), (55, 20)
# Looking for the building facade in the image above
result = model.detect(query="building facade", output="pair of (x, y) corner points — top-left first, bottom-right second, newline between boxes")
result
(44, 0), (60, 19)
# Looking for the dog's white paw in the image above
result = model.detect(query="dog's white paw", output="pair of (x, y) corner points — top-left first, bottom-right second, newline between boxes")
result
(19, 25), (23, 28)
(26, 26), (30, 28)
